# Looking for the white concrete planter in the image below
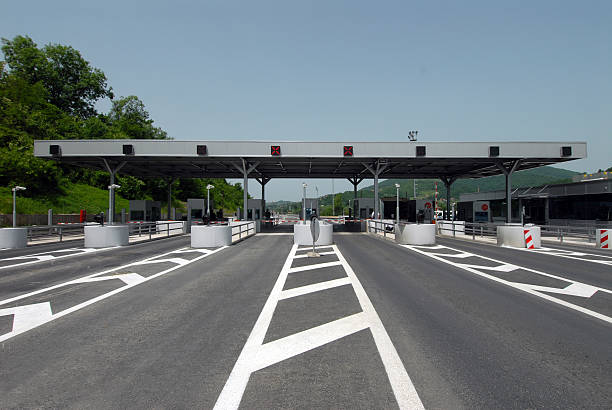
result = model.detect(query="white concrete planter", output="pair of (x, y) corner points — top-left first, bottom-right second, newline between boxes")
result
(293, 222), (333, 245)
(395, 223), (436, 245)
(84, 225), (129, 248)
(0, 228), (28, 249)
(191, 225), (232, 247)
(497, 224), (541, 248)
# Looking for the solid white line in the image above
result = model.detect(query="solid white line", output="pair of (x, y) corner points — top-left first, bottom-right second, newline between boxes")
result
(252, 313), (369, 371)
(333, 244), (424, 410)
(521, 247), (612, 265)
(288, 260), (342, 273)
(402, 244), (612, 324)
(0, 246), (228, 342)
(278, 278), (351, 300)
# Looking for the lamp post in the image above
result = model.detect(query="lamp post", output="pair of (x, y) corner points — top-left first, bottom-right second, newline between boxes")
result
(12, 186), (26, 227)
(108, 184), (121, 224)
(395, 183), (400, 226)
(206, 184), (215, 218)
(302, 182), (307, 224)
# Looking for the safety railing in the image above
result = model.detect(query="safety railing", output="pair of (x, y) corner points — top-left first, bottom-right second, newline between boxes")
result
(129, 221), (186, 241)
(436, 221), (497, 240)
(367, 219), (396, 239)
(231, 221), (256, 242)
(27, 223), (86, 243)
(539, 224), (599, 244)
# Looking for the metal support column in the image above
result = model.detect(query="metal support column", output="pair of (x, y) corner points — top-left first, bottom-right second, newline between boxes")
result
(166, 178), (174, 220)
(496, 160), (521, 223)
(347, 176), (363, 219)
(233, 159), (260, 221)
(363, 162), (388, 219)
(440, 176), (457, 221)
(256, 177), (271, 219)
(102, 159), (126, 224)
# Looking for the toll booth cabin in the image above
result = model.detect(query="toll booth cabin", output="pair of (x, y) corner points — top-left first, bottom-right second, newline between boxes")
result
(353, 198), (375, 219)
(300, 198), (319, 220)
(379, 198), (435, 222)
(129, 200), (161, 221)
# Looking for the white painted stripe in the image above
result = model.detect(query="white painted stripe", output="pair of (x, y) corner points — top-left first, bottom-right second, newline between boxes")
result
(0, 302), (52, 332)
(252, 313), (369, 371)
(524, 282), (599, 298)
(292, 251), (336, 259)
(288, 260), (342, 273)
(402, 244), (612, 324)
(297, 245), (334, 251)
(519, 246), (612, 265)
(0, 246), (227, 342)
(278, 278), (352, 300)
(132, 257), (189, 266)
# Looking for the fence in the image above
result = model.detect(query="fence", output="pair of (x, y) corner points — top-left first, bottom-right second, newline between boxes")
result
(231, 221), (256, 242)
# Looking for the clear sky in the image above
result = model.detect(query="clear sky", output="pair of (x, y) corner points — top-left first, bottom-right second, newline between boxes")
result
(2, 0), (611, 201)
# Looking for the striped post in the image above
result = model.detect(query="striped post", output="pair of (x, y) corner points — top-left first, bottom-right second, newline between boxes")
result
(524, 228), (535, 249)
(597, 229), (609, 249)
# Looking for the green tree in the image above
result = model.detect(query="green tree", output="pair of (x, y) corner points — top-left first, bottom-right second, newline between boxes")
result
(1, 35), (113, 118)
(108, 96), (167, 140)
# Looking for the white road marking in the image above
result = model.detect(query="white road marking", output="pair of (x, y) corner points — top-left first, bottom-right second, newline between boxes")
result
(0, 302), (53, 332)
(402, 244), (612, 324)
(287, 260), (342, 273)
(278, 278), (352, 300)
(214, 243), (424, 410)
(292, 251), (336, 259)
(0, 247), (116, 271)
(0, 246), (227, 342)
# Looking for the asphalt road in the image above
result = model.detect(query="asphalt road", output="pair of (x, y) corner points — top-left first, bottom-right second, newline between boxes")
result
(1, 232), (610, 408)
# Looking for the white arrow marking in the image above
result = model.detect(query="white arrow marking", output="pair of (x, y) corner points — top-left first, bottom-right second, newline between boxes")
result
(525, 282), (599, 298)
(0, 302), (53, 333)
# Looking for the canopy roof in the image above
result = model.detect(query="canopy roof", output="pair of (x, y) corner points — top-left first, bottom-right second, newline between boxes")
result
(34, 140), (586, 180)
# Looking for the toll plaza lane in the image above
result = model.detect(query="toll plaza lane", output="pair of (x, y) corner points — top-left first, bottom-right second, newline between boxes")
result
(334, 234), (612, 409)
(0, 236), (191, 301)
(0, 235), (292, 409)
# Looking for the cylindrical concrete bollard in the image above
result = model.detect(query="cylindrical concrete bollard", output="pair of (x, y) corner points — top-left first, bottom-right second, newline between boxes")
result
(0, 228), (28, 249)
(395, 223), (436, 245)
(84, 225), (129, 248)
(191, 225), (232, 247)
(497, 224), (541, 248)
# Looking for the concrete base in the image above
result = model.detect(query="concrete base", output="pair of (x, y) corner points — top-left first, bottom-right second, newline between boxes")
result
(191, 225), (232, 247)
(84, 225), (129, 248)
(497, 224), (541, 248)
(293, 223), (333, 245)
(395, 223), (436, 245)
(0, 228), (28, 249)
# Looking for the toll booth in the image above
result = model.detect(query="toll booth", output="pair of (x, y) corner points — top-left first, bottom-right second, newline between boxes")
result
(247, 199), (263, 220)
(381, 197), (412, 220)
(129, 200), (161, 221)
(186, 198), (216, 232)
(354, 198), (375, 219)
(300, 198), (319, 220)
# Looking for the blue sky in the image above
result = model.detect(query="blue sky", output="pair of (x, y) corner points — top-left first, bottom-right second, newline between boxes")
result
(2, 0), (610, 201)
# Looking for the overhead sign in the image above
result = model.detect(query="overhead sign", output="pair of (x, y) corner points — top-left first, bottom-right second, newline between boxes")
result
(271, 145), (281, 156)
(343, 146), (353, 156)
(481, 203), (489, 211)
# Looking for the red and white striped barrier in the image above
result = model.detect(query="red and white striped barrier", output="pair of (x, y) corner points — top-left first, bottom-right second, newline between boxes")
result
(524, 228), (535, 249)
(597, 229), (609, 249)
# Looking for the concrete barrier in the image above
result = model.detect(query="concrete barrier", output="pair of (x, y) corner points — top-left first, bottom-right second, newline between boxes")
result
(596, 229), (609, 249)
(497, 224), (541, 248)
(191, 225), (232, 247)
(0, 228), (28, 249)
(84, 225), (129, 248)
(395, 223), (436, 245)
(293, 222), (333, 245)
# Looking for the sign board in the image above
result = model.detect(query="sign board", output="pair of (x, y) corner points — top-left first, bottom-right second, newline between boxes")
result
(474, 201), (490, 222)
(310, 216), (320, 243)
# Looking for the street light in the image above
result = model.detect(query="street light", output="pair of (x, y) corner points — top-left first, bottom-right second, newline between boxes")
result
(302, 182), (307, 224)
(206, 184), (215, 218)
(108, 184), (120, 224)
(11, 186), (26, 228)
(394, 183), (400, 226)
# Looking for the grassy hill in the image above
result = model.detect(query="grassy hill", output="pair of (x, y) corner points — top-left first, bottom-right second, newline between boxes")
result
(0, 183), (130, 215)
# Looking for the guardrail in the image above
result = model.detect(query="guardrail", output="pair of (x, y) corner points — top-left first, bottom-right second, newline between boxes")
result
(231, 221), (256, 242)
(367, 220), (395, 239)
(129, 221), (186, 241)
(27, 224), (86, 243)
